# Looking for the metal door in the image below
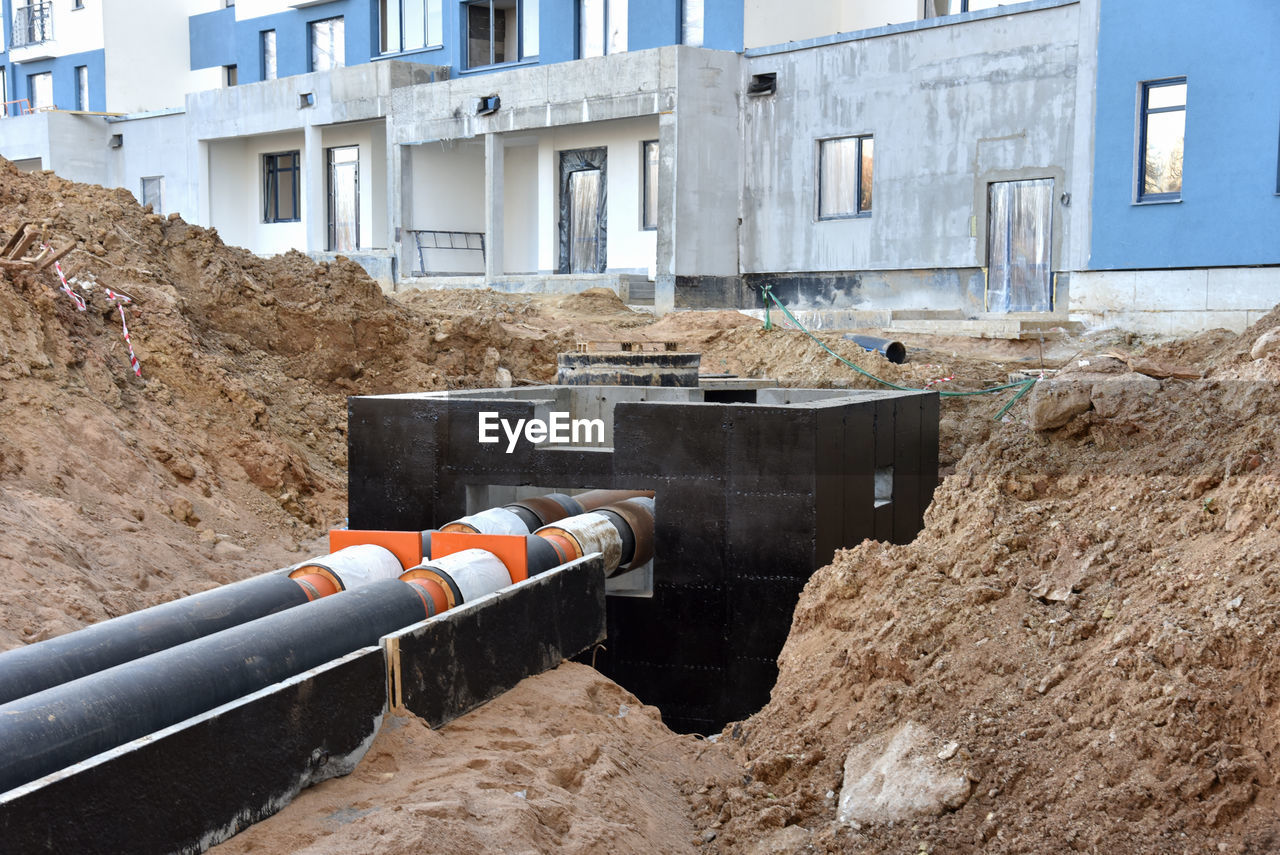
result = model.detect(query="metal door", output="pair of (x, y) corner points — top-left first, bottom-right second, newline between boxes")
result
(327, 146), (359, 253)
(987, 178), (1053, 312)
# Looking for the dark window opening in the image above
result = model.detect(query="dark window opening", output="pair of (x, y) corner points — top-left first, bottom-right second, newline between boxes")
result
(224, 64), (237, 86)
(747, 72), (776, 96)
(263, 151), (300, 223)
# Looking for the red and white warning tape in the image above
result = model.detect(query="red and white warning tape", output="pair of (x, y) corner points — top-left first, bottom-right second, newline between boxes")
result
(924, 373), (955, 388)
(45, 245), (142, 378)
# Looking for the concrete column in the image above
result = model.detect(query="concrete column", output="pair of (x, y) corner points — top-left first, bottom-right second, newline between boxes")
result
(303, 122), (326, 252)
(653, 111), (678, 315)
(388, 140), (412, 289)
(484, 132), (505, 282)
(195, 140), (211, 227)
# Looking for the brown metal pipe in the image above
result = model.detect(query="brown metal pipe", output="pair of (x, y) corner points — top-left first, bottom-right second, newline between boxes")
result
(572, 489), (655, 511)
(596, 497), (655, 571)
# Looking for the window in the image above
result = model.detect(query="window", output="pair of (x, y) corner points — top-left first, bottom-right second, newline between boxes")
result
(75, 65), (88, 111)
(1138, 77), (1186, 202)
(224, 64), (238, 86)
(0, 68), (7, 117)
(141, 177), (163, 214)
(380, 0), (443, 53)
(72, 0), (83, 8)
(310, 17), (345, 71)
(818, 135), (873, 219)
(579, 0), (625, 58)
(465, 1), (537, 68)
(641, 139), (658, 230)
(28, 72), (52, 111)
(263, 151), (300, 223)
(261, 30), (277, 80)
(682, 0), (703, 47)
(926, 0), (1007, 14)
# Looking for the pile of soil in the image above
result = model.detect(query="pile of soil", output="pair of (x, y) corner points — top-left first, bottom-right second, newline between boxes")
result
(0, 161), (562, 649)
(215, 664), (734, 855)
(709, 311), (1280, 853)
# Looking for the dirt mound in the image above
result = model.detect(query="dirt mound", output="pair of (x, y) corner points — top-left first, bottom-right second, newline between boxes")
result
(0, 161), (558, 649)
(709, 319), (1280, 853)
(212, 663), (734, 855)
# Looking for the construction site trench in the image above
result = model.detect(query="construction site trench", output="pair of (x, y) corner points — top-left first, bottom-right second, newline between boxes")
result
(4, 160), (1280, 854)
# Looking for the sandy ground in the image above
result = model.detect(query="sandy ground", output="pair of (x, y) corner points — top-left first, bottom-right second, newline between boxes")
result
(6, 159), (1280, 853)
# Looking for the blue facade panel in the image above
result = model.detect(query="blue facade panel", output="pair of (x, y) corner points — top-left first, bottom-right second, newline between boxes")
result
(628, 1), (678, 51)
(1090, 1), (1280, 269)
(5, 49), (106, 112)
(702, 0), (743, 52)
(189, 7), (236, 70)
(190, 0), (744, 82)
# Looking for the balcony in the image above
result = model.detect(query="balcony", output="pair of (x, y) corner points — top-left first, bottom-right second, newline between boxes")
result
(11, 2), (54, 61)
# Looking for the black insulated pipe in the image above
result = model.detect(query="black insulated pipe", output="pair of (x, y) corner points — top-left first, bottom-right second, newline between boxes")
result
(525, 534), (564, 576)
(842, 334), (907, 364)
(0, 579), (431, 795)
(595, 508), (637, 568)
(0, 573), (313, 707)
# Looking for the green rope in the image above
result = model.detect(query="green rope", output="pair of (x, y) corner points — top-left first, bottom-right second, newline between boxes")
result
(761, 290), (1038, 418)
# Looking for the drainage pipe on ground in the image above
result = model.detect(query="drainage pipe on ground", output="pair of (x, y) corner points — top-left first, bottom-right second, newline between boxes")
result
(0, 579), (435, 796)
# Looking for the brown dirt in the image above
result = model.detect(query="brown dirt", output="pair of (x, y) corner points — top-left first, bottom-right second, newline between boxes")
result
(11, 159), (1280, 855)
(709, 314), (1280, 854)
(214, 664), (735, 855)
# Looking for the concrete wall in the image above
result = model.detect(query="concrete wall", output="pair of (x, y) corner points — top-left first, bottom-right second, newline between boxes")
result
(103, 0), (220, 112)
(743, 0), (920, 49)
(208, 130), (307, 254)
(1089, 0), (1280, 270)
(740, 1), (1085, 287)
(0, 110), (109, 182)
(534, 115), (659, 274)
(1071, 268), (1280, 337)
(407, 138), (486, 273)
(106, 111), (198, 219)
(503, 140), (539, 272)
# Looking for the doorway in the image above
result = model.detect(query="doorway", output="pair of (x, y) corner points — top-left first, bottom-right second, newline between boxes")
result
(328, 146), (359, 252)
(558, 148), (607, 273)
(986, 178), (1053, 312)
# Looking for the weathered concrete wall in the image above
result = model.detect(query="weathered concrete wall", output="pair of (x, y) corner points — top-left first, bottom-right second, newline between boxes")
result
(207, 131), (307, 255)
(0, 111), (111, 185)
(105, 112), (197, 220)
(186, 61), (437, 141)
(740, 0), (1086, 283)
(1071, 268), (1280, 337)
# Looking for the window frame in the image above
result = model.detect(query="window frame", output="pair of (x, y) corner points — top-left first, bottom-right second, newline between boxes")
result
(140, 176), (164, 214)
(262, 151), (301, 224)
(72, 0), (84, 8)
(380, 0), (445, 54)
(0, 67), (6, 117)
(817, 134), (874, 221)
(224, 64), (238, 86)
(681, 0), (703, 47)
(641, 139), (658, 230)
(27, 72), (52, 111)
(578, 0), (625, 59)
(261, 29), (277, 81)
(1136, 76), (1186, 204)
(309, 16), (346, 72)
(464, 0), (537, 70)
(75, 65), (88, 111)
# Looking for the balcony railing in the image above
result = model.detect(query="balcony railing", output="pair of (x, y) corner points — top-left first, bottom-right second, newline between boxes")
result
(12, 2), (53, 49)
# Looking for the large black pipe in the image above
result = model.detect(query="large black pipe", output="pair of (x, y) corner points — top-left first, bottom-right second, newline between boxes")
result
(0, 573), (312, 707)
(0, 579), (431, 795)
